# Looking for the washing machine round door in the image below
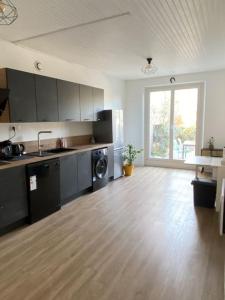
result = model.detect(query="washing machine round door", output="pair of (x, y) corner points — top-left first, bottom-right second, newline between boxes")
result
(95, 157), (108, 179)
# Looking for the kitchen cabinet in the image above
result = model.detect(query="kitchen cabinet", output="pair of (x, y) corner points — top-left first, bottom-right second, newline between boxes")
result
(77, 151), (92, 192)
(35, 75), (59, 122)
(57, 80), (80, 122)
(93, 87), (104, 121)
(107, 145), (114, 179)
(7, 69), (37, 122)
(0, 166), (28, 230)
(0, 68), (104, 123)
(60, 154), (78, 204)
(80, 85), (94, 121)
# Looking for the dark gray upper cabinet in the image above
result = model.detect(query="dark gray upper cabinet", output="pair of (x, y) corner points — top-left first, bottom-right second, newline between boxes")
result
(60, 154), (78, 205)
(93, 88), (104, 121)
(0, 68), (104, 123)
(57, 80), (80, 122)
(35, 75), (59, 122)
(80, 85), (94, 121)
(0, 166), (28, 229)
(7, 69), (37, 122)
(77, 151), (92, 192)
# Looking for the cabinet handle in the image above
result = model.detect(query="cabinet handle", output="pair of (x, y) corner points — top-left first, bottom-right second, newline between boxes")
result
(65, 119), (74, 122)
(83, 118), (91, 121)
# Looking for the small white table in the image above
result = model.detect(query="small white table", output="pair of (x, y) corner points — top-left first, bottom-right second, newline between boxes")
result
(185, 156), (224, 211)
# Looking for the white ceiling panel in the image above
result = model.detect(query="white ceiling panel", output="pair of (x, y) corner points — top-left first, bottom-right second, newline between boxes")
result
(0, 0), (225, 79)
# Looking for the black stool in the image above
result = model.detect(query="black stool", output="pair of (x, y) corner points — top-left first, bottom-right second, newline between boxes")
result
(191, 179), (216, 208)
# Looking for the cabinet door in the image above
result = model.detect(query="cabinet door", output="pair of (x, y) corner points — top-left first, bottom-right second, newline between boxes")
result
(60, 154), (78, 205)
(57, 80), (80, 122)
(93, 88), (104, 121)
(7, 69), (37, 122)
(77, 151), (92, 192)
(80, 85), (94, 121)
(107, 145), (114, 179)
(35, 75), (58, 122)
(0, 166), (28, 229)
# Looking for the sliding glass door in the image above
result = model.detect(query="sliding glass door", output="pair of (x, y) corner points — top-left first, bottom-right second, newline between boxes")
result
(145, 83), (204, 167)
(149, 90), (171, 159)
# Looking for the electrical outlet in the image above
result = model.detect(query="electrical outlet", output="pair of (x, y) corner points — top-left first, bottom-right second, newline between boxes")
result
(9, 125), (16, 140)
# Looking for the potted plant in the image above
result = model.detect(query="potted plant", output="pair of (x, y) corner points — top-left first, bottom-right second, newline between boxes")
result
(123, 144), (143, 176)
(208, 137), (215, 150)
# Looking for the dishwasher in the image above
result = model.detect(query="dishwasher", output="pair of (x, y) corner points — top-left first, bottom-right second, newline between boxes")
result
(26, 158), (61, 224)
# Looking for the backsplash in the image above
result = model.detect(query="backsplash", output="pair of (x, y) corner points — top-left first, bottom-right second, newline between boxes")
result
(0, 122), (93, 143)
(22, 134), (92, 153)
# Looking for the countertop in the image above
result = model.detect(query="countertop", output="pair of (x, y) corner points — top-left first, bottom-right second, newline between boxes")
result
(0, 143), (113, 170)
(185, 155), (223, 167)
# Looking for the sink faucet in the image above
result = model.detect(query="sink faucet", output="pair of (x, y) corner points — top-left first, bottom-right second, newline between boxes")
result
(38, 131), (52, 156)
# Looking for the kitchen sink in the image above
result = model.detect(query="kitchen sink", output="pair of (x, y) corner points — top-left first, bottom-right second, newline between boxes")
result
(27, 148), (76, 157)
(27, 151), (54, 157)
(46, 148), (76, 154)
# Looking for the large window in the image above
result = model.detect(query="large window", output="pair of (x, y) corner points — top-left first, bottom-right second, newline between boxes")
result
(145, 83), (203, 167)
(149, 90), (171, 159)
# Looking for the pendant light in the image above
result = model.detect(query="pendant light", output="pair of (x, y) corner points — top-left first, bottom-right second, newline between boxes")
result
(0, 0), (18, 25)
(141, 58), (157, 74)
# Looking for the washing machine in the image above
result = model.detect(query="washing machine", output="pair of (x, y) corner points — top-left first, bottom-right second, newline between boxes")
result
(92, 148), (108, 191)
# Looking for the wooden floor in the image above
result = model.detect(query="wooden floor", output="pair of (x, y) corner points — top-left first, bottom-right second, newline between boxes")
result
(0, 167), (224, 300)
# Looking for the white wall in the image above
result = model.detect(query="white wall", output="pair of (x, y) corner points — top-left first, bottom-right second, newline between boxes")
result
(0, 122), (92, 143)
(0, 39), (125, 142)
(125, 69), (225, 165)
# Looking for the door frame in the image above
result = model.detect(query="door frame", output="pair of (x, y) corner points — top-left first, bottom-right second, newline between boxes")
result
(144, 82), (205, 169)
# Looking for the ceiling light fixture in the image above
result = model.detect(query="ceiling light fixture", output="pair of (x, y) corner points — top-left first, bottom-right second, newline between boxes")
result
(0, 0), (18, 25)
(141, 58), (157, 75)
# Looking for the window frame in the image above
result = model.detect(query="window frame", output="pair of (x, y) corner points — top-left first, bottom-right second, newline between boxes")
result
(144, 82), (205, 168)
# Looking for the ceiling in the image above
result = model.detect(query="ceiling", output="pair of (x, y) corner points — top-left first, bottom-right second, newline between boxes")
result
(0, 0), (225, 79)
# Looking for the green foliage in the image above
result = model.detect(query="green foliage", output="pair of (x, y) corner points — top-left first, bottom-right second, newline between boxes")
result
(175, 126), (196, 143)
(151, 124), (170, 158)
(151, 125), (196, 158)
(123, 144), (143, 165)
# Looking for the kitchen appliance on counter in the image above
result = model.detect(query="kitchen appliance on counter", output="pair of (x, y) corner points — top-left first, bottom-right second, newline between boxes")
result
(0, 141), (26, 160)
(26, 158), (61, 224)
(93, 110), (124, 179)
(0, 140), (13, 159)
(92, 148), (108, 191)
(12, 143), (25, 156)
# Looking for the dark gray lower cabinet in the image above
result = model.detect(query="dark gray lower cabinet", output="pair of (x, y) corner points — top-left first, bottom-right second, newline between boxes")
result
(60, 154), (78, 205)
(60, 151), (92, 205)
(0, 166), (28, 229)
(77, 151), (92, 192)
